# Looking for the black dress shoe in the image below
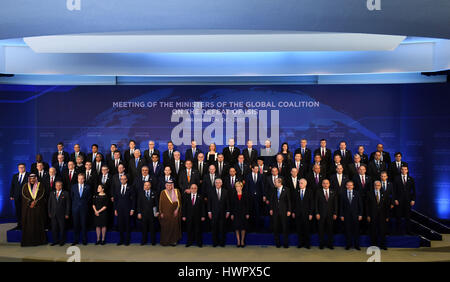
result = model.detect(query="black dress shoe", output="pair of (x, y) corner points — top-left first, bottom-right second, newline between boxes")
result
(319, 245), (324, 249)
(381, 246), (388, 250)
(297, 245), (302, 248)
(117, 241), (123, 246)
(283, 245), (289, 248)
(328, 245), (334, 250)
(220, 244), (225, 247)
(198, 244), (203, 248)
(101, 240), (106, 245)
(355, 246), (361, 251)
(71, 242), (78, 246)
(345, 246), (351, 250)
(82, 241), (88, 246)
(305, 245), (310, 249)
(59, 242), (65, 246)
(95, 241), (100, 245)
(50, 242), (58, 246)
(186, 244), (191, 248)
(212, 244), (218, 247)
(124, 242), (130, 246)
(276, 244), (281, 248)
(151, 242), (156, 246)
(140, 241), (147, 246)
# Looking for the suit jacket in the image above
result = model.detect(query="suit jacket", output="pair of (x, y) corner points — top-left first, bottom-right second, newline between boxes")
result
(9, 172), (30, 198)
(202, 173), (218, 198)
(270, 186), (291, 215)
(71, 183), (91, 213)
(178, 168), (201, 192)
(148, 161), (164, 178)
(370, 151), (391, 168)
(31, 162), (50, 174)
(292, 188), (314, 218)
(394, 175), (416, 202)
(137, 188), (159, 217)
(54, 162), (68, 177)
(182, 192), (206, 220)
(162, 150), (175, 167)
(70, 151), (87, 163)
(105, 150), (120, 165)
(366, 189), (391, 219)
(242, 148), (258, 166)
(347, 163), (363, 181)
(294, 147), (312, 169)
(98, 173), (113, 196)
(234, 162), (250, 179)
(290, 161), (307, 179)
(340, 189), (363, 219)
(87, 152), (103, 164)
(389, 161), (408, 180)
(245, 173), (264, 200)
(63, 170), (78, 191)
(223, 175), (243, 192)
(52, 151), (70, 165)
(84, 170), (98, 193)
(193, 161), (208, 180)
(264, 174), (282, 200)
(207, 188), (230, 219)
(170, 159), (185, 181)
(330, 173), (350, 195)
(310, 162), (327, 177)
(36, 170), (49, 183)
(306, 172), (325, 192)
(214, 161), (229, 179)
(315, 189), (338, 217)
(230, 191), (251, 217)
(367, 160), (387, 181)
(48, 190), (71, 218)
(333, 149), (353, 165)
(185, 148), (202, 162)
(123, 149), (136, 168)
(352, 174), (373, 198)
(144, 149), (161, 164)
(260, 148), (276, 167)
(314, 147), (332, 165)
(272, 162), (289, 179)
(358, 153), (369, 165)
(108, 158), (125, 175)
(42, 175), (62, 193)
(222, 146), (241, 165)
(328, 163), (348, 177)
(113, 183), (136, 213)
(128, 157), (146, 181)
(159, 174), (176, 193)
(112, 173), (130, 198)
(93, 161), (105, 175)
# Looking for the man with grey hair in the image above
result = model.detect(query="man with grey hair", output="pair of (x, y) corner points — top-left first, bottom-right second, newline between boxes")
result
(144, 140), (160, 164)
(207, 178), (230, 247)
(291, 178), (313, 248)
(367, 180), (391, 250)
(128, 149), (146, 184)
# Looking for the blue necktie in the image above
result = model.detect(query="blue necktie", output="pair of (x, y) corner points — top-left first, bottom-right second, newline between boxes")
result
(146, 191), (150, 200)
(277, 189), (281, 199)
(79, 185), (83, 197)
(18, 174), (22, 184)
(300, 189), (304, 200)
(135, 159), (139, 168)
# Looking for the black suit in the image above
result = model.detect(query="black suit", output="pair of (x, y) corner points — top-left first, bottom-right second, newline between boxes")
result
(245, 172), (264, 230)
(222, 146), (240, 165)
(182, 192), (205, 246)
(170, 160), (184, 186)
(178, 168), (201, 192)
(114, 183), (136, 244)
(207, 188), (230, 246)
(358, 153), (369, 165)
(193, 161), (208, 184)
(202, 173), (218, 199)
(98, 173), (113, 196)
(264, 175), (281, 202)
(270, 186), (291, 247)
(48, 190), (70, 244)
(54, 162), (68, 178)
(368, 160), (387, 181)
(137, 188), (158, 244)
(242, 148), (258, 166)
(185, 148), (202, 162)
(389, 161), (408, 180)
(367, 189), (391, 248)
(234, 162), (250, 179)
(84, 170), (98, 194)
(36, 170), (49, 183)
(294, 147), (312, 171)
(347, 163), (362, 181)
(43, 175), (62, 193)
(143, 149), (160, 164)
(70, 152), (87, 163)
(87, 152), (103, 164)
(223, 175), (243, 192)
(370, 151), (391, 168)
(329, 173), (349, 195)
(62, 170), (78, 191)
(340, 189), (363, 248)
(9, 172), (29, 227)
(123, 149), (136, 169)
(128, 157), (146, 184)
(215, 161), (229, 179)
(314, 147), (332, 165)
(333, 149), (353, 165)
(52, 151), (70, 166)
(31, 162), (50, 174)
(105, 151), (120, 166)
(394, 175), (416, 233)
(108, 158), (124, 175)
(162, 150), (175, 167)
(306, 172), (325, 193)
(292, 187), (313, 247)
(290, 161), (307, 179)
(315, 189), (337, 247)
(71, 183), (91, 244)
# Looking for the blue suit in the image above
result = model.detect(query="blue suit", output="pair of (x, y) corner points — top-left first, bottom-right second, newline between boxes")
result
(71, 183), (91, 244)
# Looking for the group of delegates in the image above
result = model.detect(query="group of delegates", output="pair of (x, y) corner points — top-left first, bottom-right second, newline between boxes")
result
(10, 138), (416, 250)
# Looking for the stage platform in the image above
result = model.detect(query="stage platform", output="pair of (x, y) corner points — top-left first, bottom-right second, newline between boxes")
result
(7, 229), (421, 248)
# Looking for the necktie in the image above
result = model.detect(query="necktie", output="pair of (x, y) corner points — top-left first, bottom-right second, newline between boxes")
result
(325, 190), (329, 201)
(382, 182), (386, 191)
(315, 174), (319, 184)
(338, 174), (342, 186)
(187, 170), (191, 182)
(79, 185), (83, 196)
(93, 153), (96, 162)
(69, 171), (72, 181)
(154, 163), (157, 173)
(356, 163), (359, 169)
(240, 163), (243, 173)
(192, 194), (195, 205)
(219, 163), (222, 175)
(322, 148), (325, 157)
(361, 176), (365, 187)
(342, 150), (345, 157)
(169, 151), (172, 159)
(231, 177), (234, 187)
(277, 189), (281, 199)
(122, 185), (125, 195)
(376, 190), (380, 204)
(199, 162), (203, 175)
(296, 162), (299, 170)
(376, 161), (380, 169)
(57, 191), (61, 200)
(302, 148), (305, 155)
(86, 171), (90, 180)
(403, 176), (406, 185)
(260, 166), (263, 174)
(253, 173), (257, 183)
(97, 163), (100, 172)
(230, 147), (233, 154)
(115, 159), (119, 167)
(293, 178), (297, 188)
(50, 177), (54, 188)
(103, 175), (106, 184)
(135, 158), (139, 168)
(348, 191), (352, 204)
(146, 191), (150, 200)
(18, 174), (22, 184)
(40, 171), (43, 178)
(301, 189), (304, 200)
(217, 189), (220, 199)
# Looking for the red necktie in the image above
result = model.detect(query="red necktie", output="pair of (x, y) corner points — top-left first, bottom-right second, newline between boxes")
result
(50, 177), (54, 188)
(325, 190), (329, 201)
(361, 176), (365, 187)
(69, 171), (72, 182)
(192, 195), (195, 205)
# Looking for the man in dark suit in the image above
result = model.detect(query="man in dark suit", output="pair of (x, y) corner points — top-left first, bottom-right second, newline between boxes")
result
(330, 164), (349, 195)
(264, 167), (281, 205)
(202, 165), (218, 199)
(84, 161), (98, 194)
(178, 160), (200, 192)
(223, 167), (243, 191)
(105, 144), (119, 167)
(162, 141), (175, 167)
(256, 157), (269, 176)
(357, 145), (369, 165)
(137, 181), (159, 245)
(31, 154), (49, 174)
(71, 173), (91, 245)
(63, 161), (78, 191)
(144, 140), (160, 164)
(194, 153), (208, 188)
(245, 165), (265, 231)
(315, 179), (337, 249)
(234, 154), (250, 180)
(222, 138), (240, 165)
(294, 139), (312, 172)
(48, 181), (70, 246)
(291, 153), (307, 179)
(128, 149), (146, 185)
(306, 164), (325, 193)
(269, 178), (291, 248)
(389, 152), (408, 180)
(291, 178), (313, 248)
(123, 140), (137, 169)
(52, 142), (70, 166)
(114, 174), (136, 245)
(182, 184), (206, 247)
(368, 151), (387, 181)
(215, 154), (229, 179)
(273, 154), (289, 179)
(35, 162), (49, 183)
(393, 166), (416, 235)
(207, 178), (230, 247)
(54, 154), (68, 177)
(108, 151), (124, 175)
(133, 166), (153, 193)
(170, 151), (184, 186)
(185, 140), (202, 162)
(93, 153), (105, 175)
(43, 167), (61, 193)
(98, 165), (113, 196)
(242, 140), (258, 166)
(340, 181), (363, 250)
(148, 153), (164, 179)
(328, 154), (348, 178)
(333, 141), (352, 166)
(314, 139), (332, 166)
(311, 154), (327, 177)
(352, 165), (372, 234)
(70, 143), (87, 164)
(347, 154), (363, 181)
(86, 144), (102, 164)
(159, 166), (175, 193)
(369, 143), (391, 169)
(367, 180), (391, 250)
(9, 163), (29, 229)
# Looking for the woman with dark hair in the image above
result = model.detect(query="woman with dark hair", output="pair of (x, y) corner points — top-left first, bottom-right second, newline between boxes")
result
(93, 184), (109, 245)
(279, 142), (293, 167)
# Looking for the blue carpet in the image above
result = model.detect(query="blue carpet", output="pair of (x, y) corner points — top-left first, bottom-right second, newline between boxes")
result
(7, 229), (421, 248)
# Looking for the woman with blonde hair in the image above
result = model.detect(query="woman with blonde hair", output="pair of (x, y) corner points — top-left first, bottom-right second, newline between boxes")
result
(206, 143), (218, 166)
(230, 181), (250, 247)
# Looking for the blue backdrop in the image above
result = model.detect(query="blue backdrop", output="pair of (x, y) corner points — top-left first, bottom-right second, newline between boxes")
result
(0, 83), (449, 220)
